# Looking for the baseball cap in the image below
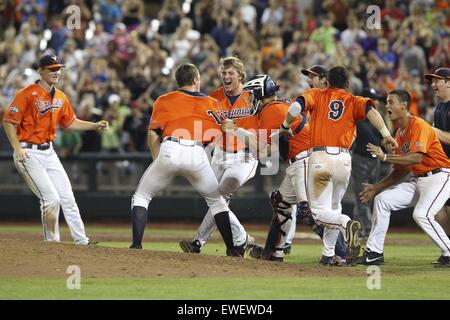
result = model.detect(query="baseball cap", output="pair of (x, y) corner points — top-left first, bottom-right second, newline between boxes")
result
(38, 54), (65, 68)
(301, 65), (328, 78)
(424, 68), (450, 81)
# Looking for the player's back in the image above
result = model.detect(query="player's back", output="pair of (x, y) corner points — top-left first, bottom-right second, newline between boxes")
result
(149, 90), (221, 143)
(259, 100), (310, 158)
(302, 88), (370, 149)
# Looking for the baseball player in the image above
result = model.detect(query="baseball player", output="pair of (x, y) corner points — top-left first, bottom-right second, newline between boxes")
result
(354, 89), (450, 268)
(283, 65), (345, 256)
(130, 63), (245, 257)
(426, 68), (450, 240)
(280, 66), (398, 263)
(178, 57), (257, 254)
(2, 54), (109, 244)
(227, 74), (346, 264)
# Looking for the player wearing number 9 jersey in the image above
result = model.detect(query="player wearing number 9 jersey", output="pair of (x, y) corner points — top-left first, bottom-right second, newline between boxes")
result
(280, 66), (397, 264)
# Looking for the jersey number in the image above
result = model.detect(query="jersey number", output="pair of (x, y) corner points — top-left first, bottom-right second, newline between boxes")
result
(328, 100), (345, 121)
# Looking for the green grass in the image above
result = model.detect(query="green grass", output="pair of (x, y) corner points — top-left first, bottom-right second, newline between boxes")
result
(1, 224), (449, 299)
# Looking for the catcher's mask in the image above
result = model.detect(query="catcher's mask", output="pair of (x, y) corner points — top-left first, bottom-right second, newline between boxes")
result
(243, 75), (279, 115)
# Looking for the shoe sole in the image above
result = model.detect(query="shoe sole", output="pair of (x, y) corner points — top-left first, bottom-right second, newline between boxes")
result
(346, 221), (361, 258)
(179, 241), (195, 253)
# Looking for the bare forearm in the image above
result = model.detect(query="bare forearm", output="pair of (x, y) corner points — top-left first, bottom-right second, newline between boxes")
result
(366, 108), (391, 138)
(3, 122), (22, 150)
(434, 127), (450, 145)
(385, 152), (423, 166)
(67, 118), (97, 131)
(148, 130), (161, 159)
(374, 169), (409, 193)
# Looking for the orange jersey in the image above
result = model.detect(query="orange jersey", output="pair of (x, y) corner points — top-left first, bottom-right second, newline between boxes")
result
(300, 88), (372, 149)
(258, 100), (310, 159)
(209, 87), (259, 151)
(148, 90), (222, 143)
(209, 87), (226, 101)
(394, 116), (450, 176)
(4, 83), (76, 144)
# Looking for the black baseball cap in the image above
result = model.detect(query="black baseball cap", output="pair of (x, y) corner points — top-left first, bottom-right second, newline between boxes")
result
(301, 65), (328, 78)
(39, 54), (65, 68)
(424, 68), (450, 81)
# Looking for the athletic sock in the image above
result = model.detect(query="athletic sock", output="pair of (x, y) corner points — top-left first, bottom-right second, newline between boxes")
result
(131, 206), (148, 247)
(214, 211), (234, 249)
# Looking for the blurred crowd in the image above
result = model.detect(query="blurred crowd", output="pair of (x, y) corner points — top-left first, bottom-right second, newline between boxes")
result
(0, 0), (449, 155)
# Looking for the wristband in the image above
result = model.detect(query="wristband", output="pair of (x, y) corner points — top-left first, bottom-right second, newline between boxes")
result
(379, 126), (390, 138)
(281, 122), (290, 130)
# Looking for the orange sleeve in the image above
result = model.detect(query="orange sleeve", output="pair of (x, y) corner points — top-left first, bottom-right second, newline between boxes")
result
(300, 89), (318, 113)
(148, 100), (165, 130)
(352, 96), (372, 122)
(59, 96), (76, 128)
(408, 121), (430, 154)
(3, 90), (28, 125)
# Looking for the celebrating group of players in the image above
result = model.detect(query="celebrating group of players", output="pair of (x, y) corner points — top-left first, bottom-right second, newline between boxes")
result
(4, 53), (450, 267)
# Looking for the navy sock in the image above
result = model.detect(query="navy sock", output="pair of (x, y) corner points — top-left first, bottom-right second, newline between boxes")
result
(131, 206), (148, 247)
(214, 211), (234, 249)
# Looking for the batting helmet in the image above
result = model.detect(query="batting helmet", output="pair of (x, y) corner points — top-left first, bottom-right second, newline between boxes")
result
(243, 75), (279, 115)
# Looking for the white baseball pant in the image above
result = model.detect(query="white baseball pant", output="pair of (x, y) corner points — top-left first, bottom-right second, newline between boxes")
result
(367, 172), (450, 257)
(275, 155), (309, 257)
(14, 144), (89, 244)
(132, 139), (229, 216)
(194, 147), (258, 247)
(308, 148), (352, 257)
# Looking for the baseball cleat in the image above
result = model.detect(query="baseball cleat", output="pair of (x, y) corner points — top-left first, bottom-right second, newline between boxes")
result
(346, 220), (361, 259)
(129, 244), (142, 249)
(319, 255), (347, 267)
(351, 248), (384, 266)
(226, 244), (245, 258)
(179, 239), (201, 253)
(432, 255), (446, 265)
(248, 244), (263, 259)
(283, 244), (292, 255)
(434, 256), (450, 268)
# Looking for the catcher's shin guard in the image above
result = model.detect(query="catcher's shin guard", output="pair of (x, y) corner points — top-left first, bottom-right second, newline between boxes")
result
(297, 201), (314, 225)
(130, 206), (148, 249)
(261, 190), (292, 260)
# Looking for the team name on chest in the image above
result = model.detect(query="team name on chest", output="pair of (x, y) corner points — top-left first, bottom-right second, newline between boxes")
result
(34, 96), (63, 116)
(221, 108), (251, 119)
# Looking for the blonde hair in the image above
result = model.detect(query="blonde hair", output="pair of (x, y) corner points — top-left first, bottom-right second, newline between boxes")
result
(220, 56), (246, 83)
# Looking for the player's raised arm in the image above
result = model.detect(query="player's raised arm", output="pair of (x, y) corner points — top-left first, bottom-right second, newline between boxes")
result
(366, 105), (398, 151)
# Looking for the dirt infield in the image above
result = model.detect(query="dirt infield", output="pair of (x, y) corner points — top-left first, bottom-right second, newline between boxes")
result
(0, 239), (370, 279)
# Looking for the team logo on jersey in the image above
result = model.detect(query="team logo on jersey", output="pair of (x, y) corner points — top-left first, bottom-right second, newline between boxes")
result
(223, 108), (252, 119)
(401, 141), (410, 153)
(9, 106), (19, 113)
(35, 97), (63, 116)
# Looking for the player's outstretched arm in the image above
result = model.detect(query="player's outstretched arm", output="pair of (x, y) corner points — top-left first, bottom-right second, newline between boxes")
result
(147, 130), (161, 159)
(3, 121), (28, 161)
(67, 119), (109, 132)
(433, 127), (450, 145)
(359, 168), (409, 203)
(366, 108), (398, 151)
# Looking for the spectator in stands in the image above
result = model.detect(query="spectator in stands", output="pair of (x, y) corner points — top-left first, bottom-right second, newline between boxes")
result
(122, 0), (145, 32)
(98, 0), (122, 34)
